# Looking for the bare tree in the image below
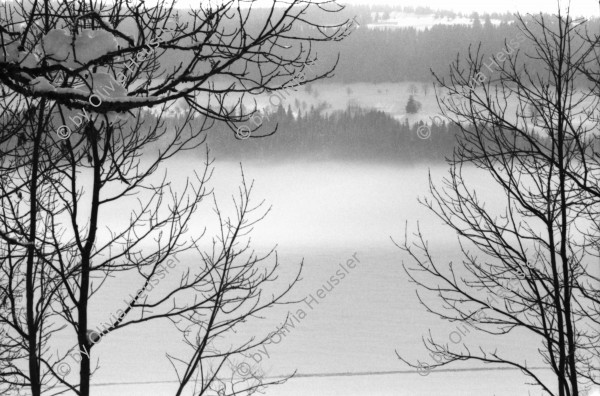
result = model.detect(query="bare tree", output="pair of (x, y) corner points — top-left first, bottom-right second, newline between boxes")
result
(396, 8), (600, 396)
(0, 0), (350, 395)
(408, 83), (419, 96)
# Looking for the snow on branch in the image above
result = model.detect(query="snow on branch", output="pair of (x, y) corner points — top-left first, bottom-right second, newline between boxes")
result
(0, 0), (351, 133)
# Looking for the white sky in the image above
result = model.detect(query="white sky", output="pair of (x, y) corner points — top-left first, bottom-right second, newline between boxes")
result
(339, 0), (599, 16)
(169, 0), (600, 16)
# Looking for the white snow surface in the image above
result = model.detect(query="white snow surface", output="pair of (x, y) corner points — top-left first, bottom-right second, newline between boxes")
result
(29, 77), (56, 92)
(36, 71), (133, 130)
(0, 38), (39, 67)
(30, 73), (126, 97)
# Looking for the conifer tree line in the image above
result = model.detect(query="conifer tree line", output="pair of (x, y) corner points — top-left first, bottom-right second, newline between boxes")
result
(154, 106), (459, 161)
(155, 6), (597, 84)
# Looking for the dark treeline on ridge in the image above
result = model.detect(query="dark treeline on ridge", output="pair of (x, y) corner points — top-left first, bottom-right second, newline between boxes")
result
(152, 5), (599, 84)
(312, 11), (598, 83)
(146, 102), (583, 163)
(153, 106), (458, 162)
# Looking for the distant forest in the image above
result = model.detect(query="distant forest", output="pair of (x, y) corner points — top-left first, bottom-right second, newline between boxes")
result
(136, 5), (600, 161)
(297, 6), (599, 83)
(313, 7), (529, 83)
(156, 5), (598, 83)
(154, 105), (458, 162)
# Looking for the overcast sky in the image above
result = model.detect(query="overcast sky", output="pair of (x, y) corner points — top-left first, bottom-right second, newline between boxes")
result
(172, 0), (599, 17)
(340, 0), (599, 16)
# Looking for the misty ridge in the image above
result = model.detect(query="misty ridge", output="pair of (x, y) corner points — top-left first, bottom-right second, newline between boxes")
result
(141, 106), (456, 162)
(136, 5), (600, 163)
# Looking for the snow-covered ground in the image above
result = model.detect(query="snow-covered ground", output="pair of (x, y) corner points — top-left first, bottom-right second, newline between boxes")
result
(366, 11), (501, 31)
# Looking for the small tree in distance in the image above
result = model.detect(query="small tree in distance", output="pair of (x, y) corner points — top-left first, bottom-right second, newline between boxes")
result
(405, 95), (422, 114)
(408, 83), (419, 96)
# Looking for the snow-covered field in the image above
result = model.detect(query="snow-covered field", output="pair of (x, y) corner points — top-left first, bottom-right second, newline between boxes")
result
(65, 160), (578, 396)
(365, 11), (503, 31)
